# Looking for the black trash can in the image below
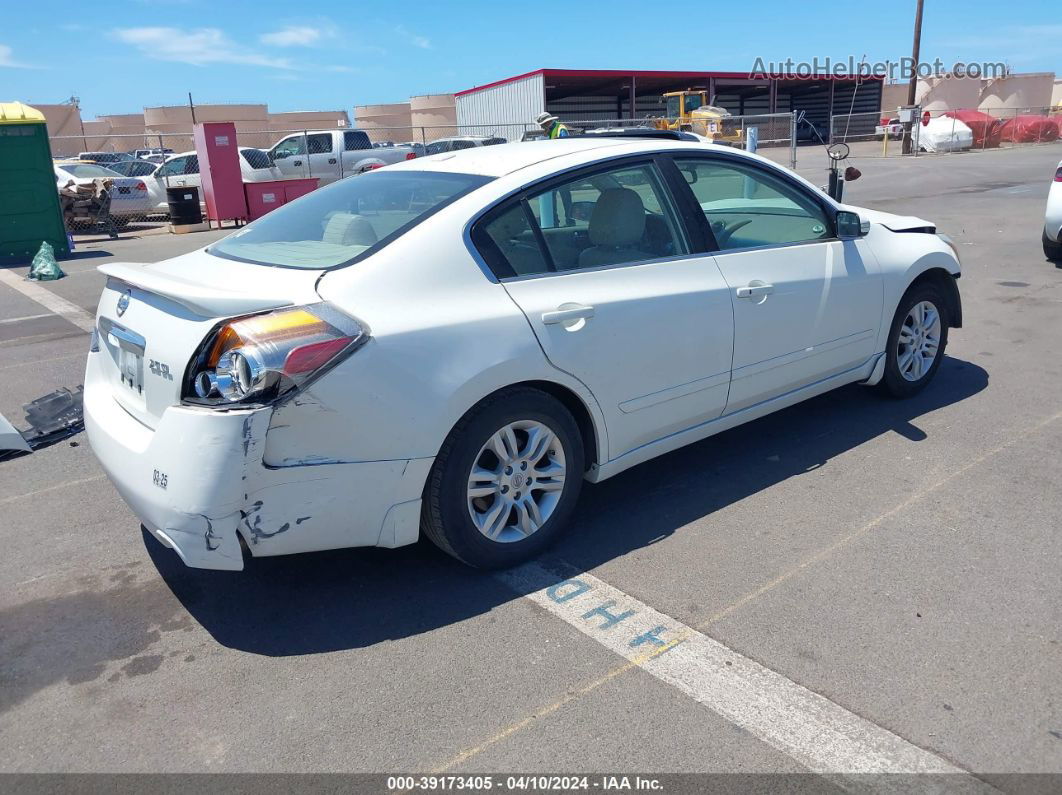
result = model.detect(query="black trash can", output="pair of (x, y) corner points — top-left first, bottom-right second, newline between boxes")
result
(166, 186), (202, 225)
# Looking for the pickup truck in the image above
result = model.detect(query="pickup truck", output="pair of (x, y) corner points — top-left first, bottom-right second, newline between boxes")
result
(267, 129), (416, 185)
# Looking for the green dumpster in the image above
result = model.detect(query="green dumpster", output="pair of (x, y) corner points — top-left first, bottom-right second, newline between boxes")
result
(0, 102), (70, 263)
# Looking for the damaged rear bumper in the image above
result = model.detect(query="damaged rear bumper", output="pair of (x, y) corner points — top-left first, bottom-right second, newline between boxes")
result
(84, 353), (433, 571)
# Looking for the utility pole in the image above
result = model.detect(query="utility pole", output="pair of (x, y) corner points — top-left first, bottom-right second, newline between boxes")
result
(902, 0), (925, 153)
(188, 92), (197, 125)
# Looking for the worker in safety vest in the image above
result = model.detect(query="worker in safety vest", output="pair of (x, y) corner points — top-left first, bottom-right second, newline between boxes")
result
(536, 112), (570, 139)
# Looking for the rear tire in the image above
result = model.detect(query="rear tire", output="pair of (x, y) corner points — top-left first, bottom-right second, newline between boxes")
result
(1044, 230), (1062, 262)
(880, 282), (950, 398)
(421, 387), (584, 568)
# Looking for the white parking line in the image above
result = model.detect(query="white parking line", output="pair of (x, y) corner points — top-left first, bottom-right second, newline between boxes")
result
(0, 313), (53, 325)
(0, 270), (96, 334)
(498, 562), (989, 791)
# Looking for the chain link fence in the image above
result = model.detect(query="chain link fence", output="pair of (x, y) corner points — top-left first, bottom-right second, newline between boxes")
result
(48, 114), (801, 239)
(829, 106), (1062, 158)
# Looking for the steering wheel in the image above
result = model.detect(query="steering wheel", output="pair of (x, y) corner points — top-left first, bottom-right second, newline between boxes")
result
(711, 219), (752, 247)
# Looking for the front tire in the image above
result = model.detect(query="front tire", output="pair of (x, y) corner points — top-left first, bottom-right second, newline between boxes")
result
(421, 388), (584, 568)
(1044, 230), (1062, 262)
(880, 283), (949, 398)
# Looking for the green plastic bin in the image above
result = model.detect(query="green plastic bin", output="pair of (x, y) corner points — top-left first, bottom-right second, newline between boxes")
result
(0, 102), (70, 262)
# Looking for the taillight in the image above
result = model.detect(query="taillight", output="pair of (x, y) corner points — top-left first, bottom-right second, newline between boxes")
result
(1055, 166), (1062, 182)
(405, 152), (417, 160)
(135, 182), (147, 191)
(185, 303), (368, 406)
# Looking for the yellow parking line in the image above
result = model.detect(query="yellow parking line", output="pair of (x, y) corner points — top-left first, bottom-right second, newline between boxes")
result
(432, 408), (1062, 773)
(0, 474), (107, 507)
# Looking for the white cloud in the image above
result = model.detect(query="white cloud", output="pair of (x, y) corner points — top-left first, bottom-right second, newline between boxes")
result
(260, 25), (325, 47)
(111, 27), (293, 68)
(395, 25), (431, 49)
(0, 44), (34, 68)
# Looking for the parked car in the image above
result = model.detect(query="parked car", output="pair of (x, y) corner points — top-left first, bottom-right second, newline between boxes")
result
(108, 158), (161, 178)
(134, 147), (175, 163)
(146, 148), (280, 213)
(85, 137), (963, 572)
(1044, 159), (1062, 261)
(268, 129), (417, 185)
(397, 141), (427, 157)
(425, 136), (507, 155)
(54, 161), (151, 226)
(78, 151), (134, 165)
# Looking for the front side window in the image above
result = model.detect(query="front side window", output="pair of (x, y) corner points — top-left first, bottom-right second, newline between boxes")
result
(474, 162), (687, 277)
(272, 136), (305, 158)
(155, 157), (185, 178)
(209, 170), (490, 269)
(184, 155), (200, 175)
(674, 158), (831, 251)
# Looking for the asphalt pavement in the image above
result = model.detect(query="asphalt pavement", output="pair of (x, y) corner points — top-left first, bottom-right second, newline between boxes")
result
(1, 144), (1061, 788)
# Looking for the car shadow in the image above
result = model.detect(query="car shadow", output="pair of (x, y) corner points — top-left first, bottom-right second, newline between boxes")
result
(150, 356), (988, 656)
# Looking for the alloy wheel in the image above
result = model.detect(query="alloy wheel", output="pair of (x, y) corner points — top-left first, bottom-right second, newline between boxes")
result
(897, 300), (941, 382)
(466, 420), (567, 543)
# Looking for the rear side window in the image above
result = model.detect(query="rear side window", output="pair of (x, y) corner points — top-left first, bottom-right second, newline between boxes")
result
(240, 148), (272, 170)
(473, 162), (687, 278)
(307, 133), (332, 154)
(344, 131), (371, 151)
(184, 155), (200, 175)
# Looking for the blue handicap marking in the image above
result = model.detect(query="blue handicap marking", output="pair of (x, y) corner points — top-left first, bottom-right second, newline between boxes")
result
(581, 600), (636, 629)
(547, 578), (591, 603)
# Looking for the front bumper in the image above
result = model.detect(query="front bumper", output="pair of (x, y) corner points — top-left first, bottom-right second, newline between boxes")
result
(84, 352), (432, 571)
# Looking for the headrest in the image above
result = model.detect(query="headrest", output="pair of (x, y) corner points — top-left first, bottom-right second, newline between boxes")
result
(588, 188), (645, 247)
(322, 213), (378, 247)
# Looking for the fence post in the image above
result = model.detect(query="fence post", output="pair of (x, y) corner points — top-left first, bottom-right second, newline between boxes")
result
(789, 112), (797, 170)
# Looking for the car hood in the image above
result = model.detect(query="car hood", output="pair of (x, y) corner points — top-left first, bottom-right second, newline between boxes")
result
(842, 205), (936, 233)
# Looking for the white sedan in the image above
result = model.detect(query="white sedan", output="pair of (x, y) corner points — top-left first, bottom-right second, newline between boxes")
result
(1044, 158), (1062, 261)
(85, 136), (963, 571)
(54, 161), (152, 224)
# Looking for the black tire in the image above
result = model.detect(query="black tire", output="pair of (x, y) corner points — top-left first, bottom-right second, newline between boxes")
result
(421, 387), (584, 568)
(1044, 230), (1062, 262)
(880, 282), (950, 398)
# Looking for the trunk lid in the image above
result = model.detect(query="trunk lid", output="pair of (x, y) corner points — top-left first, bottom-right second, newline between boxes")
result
(94, 249), (323, 429)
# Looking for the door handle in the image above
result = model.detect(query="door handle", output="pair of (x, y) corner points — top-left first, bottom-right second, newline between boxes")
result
(328, 158), (337, 165)
(542, 304), (595, 325)
(293, 159), (302, 166)
(736, 283), (775, 299)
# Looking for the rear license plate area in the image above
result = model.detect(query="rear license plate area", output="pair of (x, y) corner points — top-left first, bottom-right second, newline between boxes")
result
(118, 347), (143, 394)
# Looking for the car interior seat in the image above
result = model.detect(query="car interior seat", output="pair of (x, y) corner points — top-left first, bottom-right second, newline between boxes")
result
(322, 213), (379, 247)
(578, 188), (654, 269)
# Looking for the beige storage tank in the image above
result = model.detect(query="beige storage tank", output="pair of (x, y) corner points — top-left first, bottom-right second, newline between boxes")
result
(410, 94), (457, 141)
(354, 102), (412, 142)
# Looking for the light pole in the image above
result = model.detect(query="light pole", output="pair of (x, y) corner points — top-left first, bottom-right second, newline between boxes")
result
(902, 0), (925, 154)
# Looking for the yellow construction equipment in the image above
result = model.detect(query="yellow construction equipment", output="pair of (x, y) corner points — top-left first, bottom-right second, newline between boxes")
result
(655, 91), (741, 142)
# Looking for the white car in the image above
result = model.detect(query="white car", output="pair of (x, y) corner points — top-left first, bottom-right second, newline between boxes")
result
(425, 136), (507, 155)
(147, 148), (280, 213)
(1044, 158), (1062, 261)
(54, 161), (151, 224)
(85, 137), (963, 571)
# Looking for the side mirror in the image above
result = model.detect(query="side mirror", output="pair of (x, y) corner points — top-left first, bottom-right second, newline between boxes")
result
(836, 211), (867, 239)
(272, 150), (289, 160)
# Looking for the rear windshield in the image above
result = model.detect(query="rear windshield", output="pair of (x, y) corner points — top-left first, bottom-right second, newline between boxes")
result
(59, 164), (121, 178)
(209, 170), (491, 269)
(240, 148), (272, 170)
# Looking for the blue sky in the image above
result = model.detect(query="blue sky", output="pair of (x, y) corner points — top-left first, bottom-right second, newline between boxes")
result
(1, 0), (1057, 119)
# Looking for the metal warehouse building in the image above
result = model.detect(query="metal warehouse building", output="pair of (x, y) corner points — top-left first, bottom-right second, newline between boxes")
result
(456, 68), (884, 139)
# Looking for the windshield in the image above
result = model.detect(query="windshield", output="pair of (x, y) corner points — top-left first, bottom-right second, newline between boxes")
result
(209, 170), (491, 269)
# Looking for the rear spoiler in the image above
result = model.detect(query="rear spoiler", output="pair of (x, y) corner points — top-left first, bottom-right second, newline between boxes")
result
(98, 262), (294, 317)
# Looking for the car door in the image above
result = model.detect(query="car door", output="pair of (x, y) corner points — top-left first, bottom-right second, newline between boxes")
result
(305, 133), (336, 183)
(473, 159), (735, 460)
(269, 134), (308, 178)
(672, 156), (882, 413)
(156, 155), (188, 187)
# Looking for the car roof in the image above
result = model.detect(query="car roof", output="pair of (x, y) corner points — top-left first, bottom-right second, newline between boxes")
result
(389, 137), (750, 178)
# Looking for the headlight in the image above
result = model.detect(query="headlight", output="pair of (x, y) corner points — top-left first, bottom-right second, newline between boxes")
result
(938, 233), (962, 265)
(184, 303), (369, 406)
